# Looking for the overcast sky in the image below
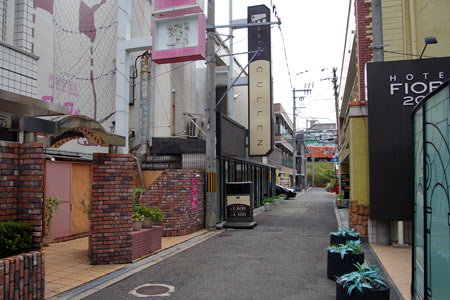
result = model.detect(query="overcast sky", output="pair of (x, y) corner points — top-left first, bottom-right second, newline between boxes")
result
(215, 0), (349, 130)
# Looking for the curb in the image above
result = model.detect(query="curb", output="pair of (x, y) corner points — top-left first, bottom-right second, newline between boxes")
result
(50, 230), (221, 300)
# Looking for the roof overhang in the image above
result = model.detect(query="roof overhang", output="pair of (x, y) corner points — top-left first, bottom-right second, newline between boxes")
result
(0, 89), (69, 116)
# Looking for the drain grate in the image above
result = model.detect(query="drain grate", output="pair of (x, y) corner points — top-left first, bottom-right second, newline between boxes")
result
(129, 283), (175, 297)
(262, 228), (282, 233)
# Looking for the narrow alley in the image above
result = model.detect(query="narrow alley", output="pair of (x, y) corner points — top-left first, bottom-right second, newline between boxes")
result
(82, 189), (337, 300)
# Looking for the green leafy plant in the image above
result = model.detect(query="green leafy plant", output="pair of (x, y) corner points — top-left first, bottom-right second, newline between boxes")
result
(149, 207), (163, 222)
(132, 187), (145, 212)
(44, 196), (60, 236)
(276, 194), (285, 199)
(331, 227), (360, 238)
(337, 263), (387, 295)
(336, 192), (345, 199)
(327, 240), (363, 260)
(135, 205), (151, 218)
(81, 199), (91, 220)
(0, 221), (33, 258)
(132, 212), (145, 222)
(262, 198), (275, 204)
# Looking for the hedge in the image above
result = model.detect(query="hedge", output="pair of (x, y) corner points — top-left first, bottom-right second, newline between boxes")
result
(0, 221), (33, 259)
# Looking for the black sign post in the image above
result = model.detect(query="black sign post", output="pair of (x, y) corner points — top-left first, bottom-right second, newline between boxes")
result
(224, 182), (256, 229)
(367, 57), (450, 220)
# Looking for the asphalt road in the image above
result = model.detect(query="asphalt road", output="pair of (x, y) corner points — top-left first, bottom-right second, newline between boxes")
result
(84, 188), (338, 300)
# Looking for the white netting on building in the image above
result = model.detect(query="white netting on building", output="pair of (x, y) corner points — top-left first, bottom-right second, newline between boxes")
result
(52, 0), (117, 127)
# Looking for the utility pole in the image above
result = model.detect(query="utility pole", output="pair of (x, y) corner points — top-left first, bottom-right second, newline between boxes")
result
(292, 88), (310, 191)
(331, 67), (339, 148)
(205, 0), (216, 231)
(227, 0), (234, 118)
(292, 88), (297, 191)
(312, 151), (315, 188)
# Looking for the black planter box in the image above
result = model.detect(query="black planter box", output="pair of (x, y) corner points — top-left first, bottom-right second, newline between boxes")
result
(327, 251), (364, 281)
(336, 282), (390, 300)
(330, 234), (360, 246)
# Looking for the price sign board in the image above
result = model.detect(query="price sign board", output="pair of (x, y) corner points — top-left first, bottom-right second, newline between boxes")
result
(224, 182), (256, 228)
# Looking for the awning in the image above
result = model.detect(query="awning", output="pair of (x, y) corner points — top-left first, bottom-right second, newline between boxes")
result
(0, 89), (69, 116)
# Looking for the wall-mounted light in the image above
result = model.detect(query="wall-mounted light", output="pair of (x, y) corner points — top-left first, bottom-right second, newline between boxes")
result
(419, 36), (438, 59)
(129, 130), (136, 138)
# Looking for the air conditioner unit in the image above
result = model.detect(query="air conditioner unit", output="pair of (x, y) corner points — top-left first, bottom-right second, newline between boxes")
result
(0, 113), (11, 129)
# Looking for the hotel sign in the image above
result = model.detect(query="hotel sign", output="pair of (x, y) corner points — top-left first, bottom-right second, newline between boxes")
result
(367, 57), (450, 220)
(248, 5), (273, 156)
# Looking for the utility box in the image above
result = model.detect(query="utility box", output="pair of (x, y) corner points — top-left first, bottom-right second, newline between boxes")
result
(224, 182), (257, 229)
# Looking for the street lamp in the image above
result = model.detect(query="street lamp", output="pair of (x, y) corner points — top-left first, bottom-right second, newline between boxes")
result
(419, 36), (438, 59)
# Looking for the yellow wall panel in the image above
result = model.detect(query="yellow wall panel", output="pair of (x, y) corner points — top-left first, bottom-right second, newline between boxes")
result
(71, 163), (91, 234)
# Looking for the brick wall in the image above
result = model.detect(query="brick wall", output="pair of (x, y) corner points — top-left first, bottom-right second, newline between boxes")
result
(349, 200), (369, 236)
(356, 0), (373, 102)
(90, 154), (134, 265)
(131, 226), (162, 260)
(140, 169), (205, 237)
(0, 142), (43, 248)
(0, 251), (45, 300)
(17, 143), (44, 248)
(0, 142), (19, 221)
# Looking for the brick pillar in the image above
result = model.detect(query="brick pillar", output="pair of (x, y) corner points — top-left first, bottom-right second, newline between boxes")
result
(0, 142), (20, 221)
(18, 143), (44, 249)
(90, 154), (134, 264)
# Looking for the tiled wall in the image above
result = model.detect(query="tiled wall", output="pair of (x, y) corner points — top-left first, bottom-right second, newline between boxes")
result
(14, 0), (33, 53)
(0, 0), (6, 41)
(0, 43), (37, 97)
(368, 220), (413, 245)
(0, 0), (37, 97)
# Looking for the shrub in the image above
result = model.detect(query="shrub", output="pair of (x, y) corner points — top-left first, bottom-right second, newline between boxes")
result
(331, 227), (360, 238)
(327, 240), (363, 260)
(135, 205), (151, 218)
(338, 263), (387, 295)
(0, 221), (33, 259)
(149, 207), (163, 222)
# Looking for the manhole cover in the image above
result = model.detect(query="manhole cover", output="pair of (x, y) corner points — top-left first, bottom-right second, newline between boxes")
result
(129, 284), (175, 297)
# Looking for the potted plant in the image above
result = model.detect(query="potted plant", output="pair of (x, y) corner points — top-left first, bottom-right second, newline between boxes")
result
(274, 196), (280, 206)
(262, 198), (273, 211)
(135, 205), (152, 228)
(132, 212), (145, 231)
(330, 227), (360, 246)
(336, 263), (390, 300)
(149, 207), (163, 224)
(327, 240), (364, 280)
(43, 195), (60, 246)
(336, 192), (346, 208)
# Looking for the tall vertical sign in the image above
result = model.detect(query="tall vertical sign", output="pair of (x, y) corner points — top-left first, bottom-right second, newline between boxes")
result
(248, 5), (273, 156)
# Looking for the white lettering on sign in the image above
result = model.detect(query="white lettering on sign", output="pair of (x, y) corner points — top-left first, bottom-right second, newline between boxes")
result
(388, 71), (445, 106)
(249, 60), (271, 156)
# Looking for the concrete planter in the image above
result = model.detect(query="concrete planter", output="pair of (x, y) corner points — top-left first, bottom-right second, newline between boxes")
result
(132, 221), (143, 231)
(274, 199), (280, 206)
(143, 217), (153, 228)
(264, 203), (271, 211)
